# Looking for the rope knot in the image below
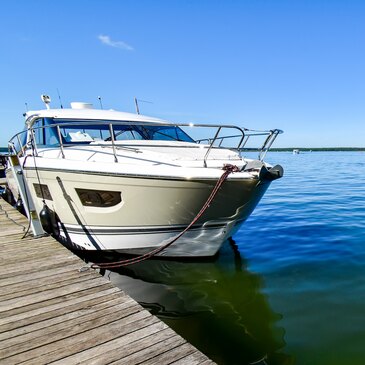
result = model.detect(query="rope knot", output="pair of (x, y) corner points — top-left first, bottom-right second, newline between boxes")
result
(222, 164), (240, 173)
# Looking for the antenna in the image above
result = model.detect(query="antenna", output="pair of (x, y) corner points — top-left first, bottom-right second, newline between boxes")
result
(56, 88), (63, 109)
(98, 96), (103, 109)
(25, 102), (28, 112)
(41, 94), (51, 109)
(134, 97), (153, 115)
(134, 97), (140, 114)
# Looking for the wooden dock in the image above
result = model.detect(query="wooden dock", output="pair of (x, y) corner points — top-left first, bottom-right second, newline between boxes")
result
(0, 196), (215, 365)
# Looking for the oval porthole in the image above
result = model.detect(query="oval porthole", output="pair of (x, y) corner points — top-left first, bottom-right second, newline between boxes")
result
(75, 188), (121, 207)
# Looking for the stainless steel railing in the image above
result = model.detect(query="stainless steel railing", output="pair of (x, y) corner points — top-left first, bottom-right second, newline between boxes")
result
(8, 117), (282, 164)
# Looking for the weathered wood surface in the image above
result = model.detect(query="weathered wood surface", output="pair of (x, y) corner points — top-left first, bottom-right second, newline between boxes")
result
(0, 197), (215, 365)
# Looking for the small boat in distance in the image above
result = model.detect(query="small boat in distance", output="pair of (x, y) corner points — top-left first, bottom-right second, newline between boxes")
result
(5, 95), (283, 257)
(293, 149), (300, 154)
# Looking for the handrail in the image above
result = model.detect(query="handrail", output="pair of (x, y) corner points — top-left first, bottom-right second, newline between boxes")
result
(56, 125), (65, 159)
(258, 129), (283, 161)
(8, 118), (281, 164)
(238, 129), (283, 161)
(203, 127), (221, 167)
(108, 123), (118, 162)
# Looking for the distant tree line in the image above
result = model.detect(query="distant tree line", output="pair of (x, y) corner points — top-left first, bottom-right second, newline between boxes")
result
(270, 147), (365, 152)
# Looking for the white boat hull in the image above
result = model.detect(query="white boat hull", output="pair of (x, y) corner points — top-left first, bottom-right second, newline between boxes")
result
(6, 104), (283, 258)
(21, 166), (270, 257)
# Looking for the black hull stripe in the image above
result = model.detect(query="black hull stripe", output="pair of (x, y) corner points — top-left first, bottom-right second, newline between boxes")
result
(63, 222), (243, 236)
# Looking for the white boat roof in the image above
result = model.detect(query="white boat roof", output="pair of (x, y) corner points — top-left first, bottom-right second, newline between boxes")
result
(25, 106), (170, 124)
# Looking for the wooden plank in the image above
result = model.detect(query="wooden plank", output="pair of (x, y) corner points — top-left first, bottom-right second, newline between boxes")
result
(0, 245), (61, 256)
(71, 329), (184, 365)
(50, 325), (174, 365)
(0, 254), (82, 278)
(170, 351), (214, 365)
(136, 343), (199, 365)
(0, 243), (75, 263)
(0, 296), (129, 341)
(0, 281), (116, 319)
(0, 208), (23, 216)
(0, 218), (27, 226)
(0, 220), (28, 228)
(1, 236), (60, 246)
(0, 300), (141, 357)
(0, 227), (26, 236)
(0, 286), (123, 332)
(0, 270), (97, 301)
(110, 335), (188, 365)
(0, 276), (112, 313)
(0, 235), (58, 246)
(4, 312), (159, 364)
(0, 246), (71, 266)
(0, 221), (27, 229)
(0, 262), (83, 288)
(0, 233), (33, 244)
(0, 235), (61, 246)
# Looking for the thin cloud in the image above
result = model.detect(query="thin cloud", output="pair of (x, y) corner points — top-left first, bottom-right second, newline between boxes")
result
(98, 35), (134, 51)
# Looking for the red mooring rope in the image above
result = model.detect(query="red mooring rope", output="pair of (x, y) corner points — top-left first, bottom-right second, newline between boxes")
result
(91, 164), (240, 269)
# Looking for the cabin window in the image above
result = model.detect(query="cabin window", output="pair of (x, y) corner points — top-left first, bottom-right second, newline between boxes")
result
(113, 126), (144, 141)
(76, 188), (122, 207)
(59, 124), (110, 143)
(57, 124), (146, 143)
(137, 125), (195, 142)
(13, 129), (27, 153)
(32, 118), (60, 147)
(32, 119), (45, 145)
(33, 183), (53, 200)
(36, 119), (195, 145)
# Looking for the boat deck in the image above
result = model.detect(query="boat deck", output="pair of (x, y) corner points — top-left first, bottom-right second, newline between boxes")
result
(0, 196), (215, 364)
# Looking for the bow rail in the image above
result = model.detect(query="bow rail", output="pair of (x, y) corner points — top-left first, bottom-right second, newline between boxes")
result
(8, 117), (282, 164)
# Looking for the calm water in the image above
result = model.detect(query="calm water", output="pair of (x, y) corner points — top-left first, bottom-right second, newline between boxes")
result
(81, 152), (365, 364)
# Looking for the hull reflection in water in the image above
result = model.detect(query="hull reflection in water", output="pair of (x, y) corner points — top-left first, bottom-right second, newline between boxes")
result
(75, 240), (294, 365)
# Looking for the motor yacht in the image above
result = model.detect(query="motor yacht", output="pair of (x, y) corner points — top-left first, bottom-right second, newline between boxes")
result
(6, 96), (283, 257)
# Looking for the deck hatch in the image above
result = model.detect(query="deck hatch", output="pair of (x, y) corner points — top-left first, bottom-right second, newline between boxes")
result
(75, 188), (122, 207)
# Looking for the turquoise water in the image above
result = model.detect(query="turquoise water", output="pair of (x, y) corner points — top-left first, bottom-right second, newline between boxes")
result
(82, 152), (365, 364)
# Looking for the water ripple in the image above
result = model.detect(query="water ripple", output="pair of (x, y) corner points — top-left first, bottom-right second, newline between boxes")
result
(235, 152), (365, 364)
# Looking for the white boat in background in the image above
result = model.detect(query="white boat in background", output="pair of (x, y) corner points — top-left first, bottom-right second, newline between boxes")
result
(293, 149), (300, 154)
(5, 95), (283, 257)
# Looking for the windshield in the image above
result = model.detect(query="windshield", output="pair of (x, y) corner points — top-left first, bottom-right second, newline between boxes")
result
(137, 125), (194, 142)
(34, 118), (195, 146)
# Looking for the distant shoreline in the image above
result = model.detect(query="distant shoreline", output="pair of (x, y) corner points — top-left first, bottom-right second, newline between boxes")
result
(270, 147), (365, 152)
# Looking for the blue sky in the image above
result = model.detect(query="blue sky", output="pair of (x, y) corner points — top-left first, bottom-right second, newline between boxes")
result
(1, 0), (364, 147)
